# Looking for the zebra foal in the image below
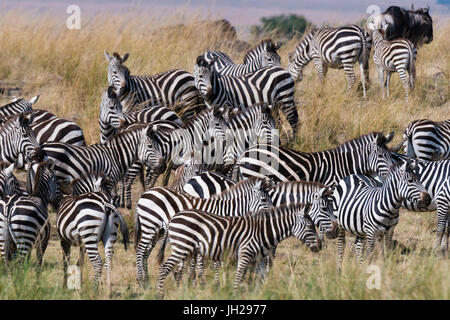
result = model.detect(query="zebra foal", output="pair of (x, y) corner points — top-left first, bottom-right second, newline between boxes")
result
(157, 203), (320, 298)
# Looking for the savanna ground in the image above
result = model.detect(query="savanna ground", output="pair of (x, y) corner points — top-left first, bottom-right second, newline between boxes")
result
(0, 10), (448, 300)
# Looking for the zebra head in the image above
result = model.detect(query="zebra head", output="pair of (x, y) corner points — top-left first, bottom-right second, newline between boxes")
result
(286, 32), (315, 81)
(0, 162), (19, 197)
(27, 159), (62, 209)
(13, 113), (42, 165)
(368, 132), (395, 179)
(291, 203), (321, 252)
(393, 159), (431, 210)
(194, 56), (217, 102)
(137, 124), (166, 176)
(104, 50), (130, 97)
(99, 86), (126, 143)
(244, 39), (282, 68)
(309, 187), (338, 239)
(248, 178), (273, 213)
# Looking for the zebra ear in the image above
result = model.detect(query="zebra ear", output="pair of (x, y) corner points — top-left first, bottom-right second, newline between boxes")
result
(104, 50), (112, 62)
(107, 86), (116, 98)
(28, 95), (39, 104)
(121, 53), (130, 63)
(385, 131), (395, 144)
(5, 163), (15, 176)
(196, 55), (206, 66)
(94, 177), (103, 190)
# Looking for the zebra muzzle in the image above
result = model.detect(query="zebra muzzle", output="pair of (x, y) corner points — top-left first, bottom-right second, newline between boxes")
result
(418, 192), (431, 209)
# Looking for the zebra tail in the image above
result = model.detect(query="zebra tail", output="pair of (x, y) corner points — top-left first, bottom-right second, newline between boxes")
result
(157, 227), (169, 265)
(134, 210), (141, 252)
(116, 211), (130, 251)
(409, 47), (416, 83)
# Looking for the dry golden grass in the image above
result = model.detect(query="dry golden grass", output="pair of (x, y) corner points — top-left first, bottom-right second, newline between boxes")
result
(0, 10), (448, 300)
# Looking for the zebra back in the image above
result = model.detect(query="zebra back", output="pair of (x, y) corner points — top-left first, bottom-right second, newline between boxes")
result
(0, 96), (38, 124)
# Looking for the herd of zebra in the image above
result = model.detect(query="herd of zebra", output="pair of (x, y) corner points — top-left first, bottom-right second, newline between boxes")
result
(0, 15), (448, 299)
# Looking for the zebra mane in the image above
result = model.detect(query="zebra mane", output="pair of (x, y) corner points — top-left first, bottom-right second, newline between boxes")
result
(243, 39), (279, 63)
(213, 177), (267, 199)
(333, 132), (387, 152)
(271, 180), (327, 191)
(251, 202), (309, 218)
(0, 98), (27, 110)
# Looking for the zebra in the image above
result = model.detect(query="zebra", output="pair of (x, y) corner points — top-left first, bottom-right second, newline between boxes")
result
(193, 55), (298, 138)
(99, 86), (182, 144)
(286, 25), (371, 98)
(235, 131), (395, 186)
(392, 153), (450, 255)
(41, 123), (166, 195)
(0, 95), (39, 123)
(0, 113), (42, 166)
(0, 160), (61, 266)
(134, 178), (271, 288)
(156, 202), (320, 298)
(391, 119), (450, 161)
(202, 38), (282, 76)
(333, 159), (431, 269)
(367, 22), (416, 102)
(104, 51), (204, 119)
(57, 174), (129, 291)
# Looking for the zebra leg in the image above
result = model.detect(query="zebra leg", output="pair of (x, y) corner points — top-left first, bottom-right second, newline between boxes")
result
(354, 237), (365, 264)
(135, 232), (156, 288)
(386, 71), (391, 98)
(376, 67), (385, 98)
(158, 254), (186, 299)
(337, 227), (346, 272)
(36, 225), (50, 273)
(103, 219), (118, 295)
(365, 231), (377, 262)
(117, 179), (126, 208)
(213, 261), (221, 287)
(359, 61), (367, 99)
(343, 62), (356, 96)
(173, 261), (184, 285)
(233, 250), (253, 295)
(60, 239), (71, 289)
(85, 245), (103, 292)
(313, 58), (326, 83)
(442, 220), (449, 256)
(396, 67), (410, 102)
(188, 256), (197, 284)
(434, 205), (448, 256)
(196, 254), (206, 288)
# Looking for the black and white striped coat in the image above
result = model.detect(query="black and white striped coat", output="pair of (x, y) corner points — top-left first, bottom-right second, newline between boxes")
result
(333, 160), (430, 267)
(104, 51), (204, 119)
(0, 162), (21, 197)
(41, 124), (165, 192)
(202, 39), (282, 76)
(0, 113), (42, 166)
(235, 131), (395, 186)
(392, 119), (450, 161)
(57, 173), (129, 290)
(0, 96), (38, 123)
(367, 23), (416, 101)
(157, 203), (320, 298)
(193, 55), (298, 137)
(0, 160), (61, 265)
(286, 25), (371, 97)
(134, 178), (271, 288)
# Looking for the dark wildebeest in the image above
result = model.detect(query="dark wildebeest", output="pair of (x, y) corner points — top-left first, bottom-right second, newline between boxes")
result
(373, 5), (433, 47)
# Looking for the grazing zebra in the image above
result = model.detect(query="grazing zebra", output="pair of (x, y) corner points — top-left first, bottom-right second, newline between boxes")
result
(193, 55), (298, 137)
(367, 22), (416, 101)
(134, 178), (271, 288)
(235, 131), (395, 186)
(0, 162), (21, 197)
(99, 86), (182, 144)
(392, 153), (450, 255)
(333, 160), (431, 268)
(157, 202), (320, 298)
(104, 51), (203, 119)
(0, 95), (38, 123)
(57, 174), (129, 291)
(286, 25), (371, 98)
(202, 39), (282, 76)
(41, 124), (165, 194)
(0, 113), (42, 166)
(0, 160), (61, 266)
(391, 119), (450, 161)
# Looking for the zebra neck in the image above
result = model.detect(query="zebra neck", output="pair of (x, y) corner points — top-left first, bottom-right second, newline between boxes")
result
(378, 176), (404, 212)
